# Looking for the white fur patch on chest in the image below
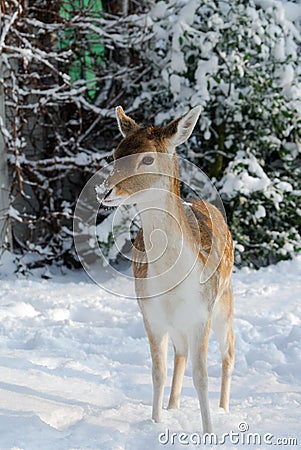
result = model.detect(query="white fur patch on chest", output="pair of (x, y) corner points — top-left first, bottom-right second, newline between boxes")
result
(136, 206), (214, 337)
(141, 263), (210, 334)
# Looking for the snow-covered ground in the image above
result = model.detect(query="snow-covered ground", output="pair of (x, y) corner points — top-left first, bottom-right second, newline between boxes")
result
(0, 254), (300, 449)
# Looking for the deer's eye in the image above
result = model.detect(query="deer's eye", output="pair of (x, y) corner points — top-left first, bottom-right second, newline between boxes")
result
(142, 156), (154, 165)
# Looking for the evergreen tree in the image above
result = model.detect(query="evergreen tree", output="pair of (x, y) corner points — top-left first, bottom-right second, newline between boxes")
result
(129, 0), (301, 267)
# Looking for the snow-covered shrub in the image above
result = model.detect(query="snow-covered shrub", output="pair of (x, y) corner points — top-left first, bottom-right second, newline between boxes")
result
(130, 0), (301, 267)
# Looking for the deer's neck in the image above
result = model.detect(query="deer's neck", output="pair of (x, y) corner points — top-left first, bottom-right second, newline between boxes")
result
(136, 178), (193, 269)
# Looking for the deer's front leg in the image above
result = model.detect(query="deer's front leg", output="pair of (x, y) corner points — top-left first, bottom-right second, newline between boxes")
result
(147, 330), (168, 422)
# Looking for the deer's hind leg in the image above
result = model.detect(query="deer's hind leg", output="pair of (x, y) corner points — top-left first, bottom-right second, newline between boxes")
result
(168, 332), (188, 410)
(212, 287), (235, 412)
(190, 320), (213, 433)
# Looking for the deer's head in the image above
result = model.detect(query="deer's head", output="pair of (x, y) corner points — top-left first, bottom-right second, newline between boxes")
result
(102, 106), (201, 207)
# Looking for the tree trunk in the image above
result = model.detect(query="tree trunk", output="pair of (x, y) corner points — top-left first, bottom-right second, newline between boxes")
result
(0, 8), (12, 251)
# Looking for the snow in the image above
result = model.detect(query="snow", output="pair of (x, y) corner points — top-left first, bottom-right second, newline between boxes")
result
(282, 1), (301, 22)
(151, 1), (168, 20)
(254, 204), (266, 219)
(178, 0), (198, 25)
(219, 151), (271, 199)
(276, 180), (293, 193)
(0, 253), (300, 449)
(195, 57), (219, 101)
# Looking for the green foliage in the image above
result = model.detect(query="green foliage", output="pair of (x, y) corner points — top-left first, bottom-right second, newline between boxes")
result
(59, 0), (104, 102)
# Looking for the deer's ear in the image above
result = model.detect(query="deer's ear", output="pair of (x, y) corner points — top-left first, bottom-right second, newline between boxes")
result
(116, 106), (140, 137)
(161, 106), (202, 152)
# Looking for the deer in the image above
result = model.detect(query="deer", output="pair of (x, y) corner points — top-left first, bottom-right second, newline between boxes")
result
(101, 105), (234, 433)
